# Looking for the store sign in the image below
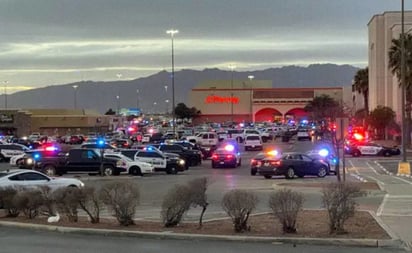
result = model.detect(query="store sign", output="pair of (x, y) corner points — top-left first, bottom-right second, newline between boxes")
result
(0, 114), (13, 123)
(205, 95), (239, 104)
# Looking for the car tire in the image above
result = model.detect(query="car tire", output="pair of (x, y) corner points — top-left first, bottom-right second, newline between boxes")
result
(166, 166), (178, 174)
(383, 151), (392, 157)
(236, 137), (243, 143)
(130, 166), (142, 176)
(103, 166), (114, 176)
(190, 158), (198, 166)
(237, 158), (242, 167)
(317, 166), (328, 178)
(44, 165), (57, 176)
(285, 167), (295, 179)
(251, 169), (256, 176)
(264, 175), (272, 179)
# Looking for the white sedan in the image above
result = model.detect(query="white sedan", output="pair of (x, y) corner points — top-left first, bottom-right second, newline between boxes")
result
(104, 153), (154, 176)
(0, 169), (84, 190)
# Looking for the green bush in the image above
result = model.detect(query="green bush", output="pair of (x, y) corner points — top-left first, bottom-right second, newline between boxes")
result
(222, 189), (258, 232)
(100, 181), (140, 226)
(269, 188), (304, 233)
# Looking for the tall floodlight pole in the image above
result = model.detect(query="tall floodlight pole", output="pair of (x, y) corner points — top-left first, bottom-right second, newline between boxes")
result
(401, 0), (408, 163)
(136, 89), (140, 110)
(3, 81), (8, 110)
(228, 64), (236, 123)
(166, 29), (178, 134)
(248, 75), (254, 123)
(72, 85), (78, 109)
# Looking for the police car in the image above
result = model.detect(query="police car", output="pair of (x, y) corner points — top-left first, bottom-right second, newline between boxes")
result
(345, 142), (401, 157)
(0, 144), (29, 162)
(134, 147), (186, 174)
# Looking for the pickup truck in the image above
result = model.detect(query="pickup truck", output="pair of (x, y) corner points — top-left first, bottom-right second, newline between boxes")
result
(29, 148), (125, 177)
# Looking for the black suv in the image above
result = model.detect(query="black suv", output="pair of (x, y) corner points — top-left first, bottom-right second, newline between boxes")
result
(151, 144), (202, 166)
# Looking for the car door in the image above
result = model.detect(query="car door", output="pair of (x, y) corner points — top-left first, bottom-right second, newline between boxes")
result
(78, 150), (101, 172)
(290, 154), (306, 175)
(301, 154), (317, 175)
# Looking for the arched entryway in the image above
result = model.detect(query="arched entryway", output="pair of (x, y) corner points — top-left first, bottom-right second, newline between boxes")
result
(254, 108), (282, 122)
(284, 108), (308, 122)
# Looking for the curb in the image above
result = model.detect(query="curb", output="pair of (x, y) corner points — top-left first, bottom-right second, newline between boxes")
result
(0, 220), (404, 249)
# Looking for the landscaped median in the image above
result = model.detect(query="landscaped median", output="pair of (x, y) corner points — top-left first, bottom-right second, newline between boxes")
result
(0, 179), (405, 249)
(0, 210), (402, 248)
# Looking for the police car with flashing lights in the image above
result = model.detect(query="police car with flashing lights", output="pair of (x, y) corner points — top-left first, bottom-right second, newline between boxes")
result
(306, 149), (337, 175)
(0, 144), (30, 162)
(134, 147), (186, 174)
(345, 142), (401, 157)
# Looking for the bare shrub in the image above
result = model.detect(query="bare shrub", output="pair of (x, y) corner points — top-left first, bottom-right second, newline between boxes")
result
(222, 189), (258, 232)
(53, 187), (80, 222)
(268, 188), (304, 233)
(161, 184), (192, 227)
(77, 186), (102, 224)
(322, 182), (365, 234)
(0, 187), (20, 217)
(100, 181), (140, 226)
(38, 186), (56, 216)
(187, 177), (209, 228)
(13, 189), (44, 219)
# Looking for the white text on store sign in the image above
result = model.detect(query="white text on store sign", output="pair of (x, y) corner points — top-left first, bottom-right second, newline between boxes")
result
(205, 95), (239, 104)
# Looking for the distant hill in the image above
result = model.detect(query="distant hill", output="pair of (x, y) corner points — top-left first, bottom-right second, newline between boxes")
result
(5, 64), (359, 114)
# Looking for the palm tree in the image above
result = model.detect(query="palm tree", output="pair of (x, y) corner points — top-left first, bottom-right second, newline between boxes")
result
(388, 33), (412, 146)
(304, 94), (340, 121)
(353, 67), (369, 115)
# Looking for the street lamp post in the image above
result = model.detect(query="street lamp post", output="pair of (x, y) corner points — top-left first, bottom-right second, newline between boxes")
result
(72, 85), (78, 109)
(3, 81), (8, 110)
(166, 29), (178, 134)
(165, 99), (169, 114)
(116, 95), (120, 115)
(248, 75), (254, 123)
(153, 102), (157, 114)
(136, 89), (140, 110)
(228, 64), (236, 123)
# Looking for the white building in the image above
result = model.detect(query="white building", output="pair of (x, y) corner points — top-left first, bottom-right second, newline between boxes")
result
(368, 11), (412, 123)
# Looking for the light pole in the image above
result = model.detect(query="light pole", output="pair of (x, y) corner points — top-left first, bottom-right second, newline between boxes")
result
(116, 95), (120, 115)
(153, 102), (157, 114)
(3, 81), (8, 110)
(166, 29), (178, 134)
(228, 64), (236, 123)
(136, 89), (140, 110)
(248, 75), (254, 123)
(72, 85), (78, 109)
(165, 99), (170, 115)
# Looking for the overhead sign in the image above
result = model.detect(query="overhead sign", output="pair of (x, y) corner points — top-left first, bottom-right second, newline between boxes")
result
(205, 95), (239, 104)
(0, 114), (13, 123)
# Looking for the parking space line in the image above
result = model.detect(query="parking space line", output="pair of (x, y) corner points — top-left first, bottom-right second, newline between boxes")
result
(365, 161), (380, 175)
(377, 193), (389, 216)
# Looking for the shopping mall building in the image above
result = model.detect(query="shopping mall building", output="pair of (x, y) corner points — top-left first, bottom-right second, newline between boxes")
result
(367, 11), (412, 123)
(189, 80), (351, 124)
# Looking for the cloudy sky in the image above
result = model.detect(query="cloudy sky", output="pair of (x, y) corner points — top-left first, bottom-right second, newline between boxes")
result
(0, 0), (411, 93)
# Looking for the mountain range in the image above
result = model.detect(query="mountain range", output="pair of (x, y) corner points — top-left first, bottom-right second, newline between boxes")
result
(4, 64), (359, 114)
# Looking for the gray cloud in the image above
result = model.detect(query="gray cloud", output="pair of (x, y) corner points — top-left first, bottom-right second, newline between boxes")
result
(0, 0), (410, 90)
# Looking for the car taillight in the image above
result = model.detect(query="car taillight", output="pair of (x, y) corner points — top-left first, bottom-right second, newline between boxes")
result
(251, 159), (256, 165)
(271, 161), (281, 166)
(226, 155), (233, 159)
(212, 154), (218, 160)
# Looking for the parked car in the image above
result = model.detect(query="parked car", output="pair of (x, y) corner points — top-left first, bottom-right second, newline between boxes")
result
(0, 169), (84, 190)
(250, 150), (281, 176)
(104, 153), (154, 176)
(344, 141), (401, 157)
(211, 144), (241, 168)
(244, 134), (263, 151)
(151, 143), (202, 166)
(257, 152), (329, 179)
